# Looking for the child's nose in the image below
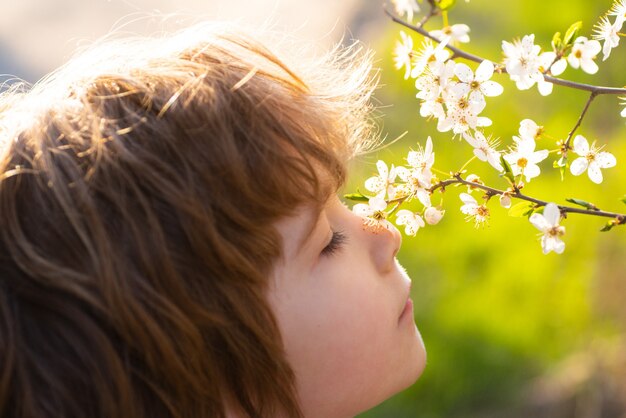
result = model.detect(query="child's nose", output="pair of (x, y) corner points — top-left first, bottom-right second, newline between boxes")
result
(369, 221), (402, 274)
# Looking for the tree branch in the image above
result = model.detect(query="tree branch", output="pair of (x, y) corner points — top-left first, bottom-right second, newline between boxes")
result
(430, 173), (626, 223)
(385, 8), (626, 96)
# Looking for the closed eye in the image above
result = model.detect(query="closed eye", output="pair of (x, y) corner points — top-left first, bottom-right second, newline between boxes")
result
(321, 231), (346, 257)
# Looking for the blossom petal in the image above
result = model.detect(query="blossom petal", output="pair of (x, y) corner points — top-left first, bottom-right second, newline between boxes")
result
(596, 151), (616, 168)
(538, 80), (553, 96)
(531, 149), (549, 164)
(376, 160), (388, 178)
(572, 135), (589, 155)
(459, 192), (477, 206)
(365, 176), (384, 193)
(543, 203), (561, 226)
(353, 203), (371, 217)
(524, 163), (541, 181)
(480, 80), (503, 97)
(415, 189), (432, 207)
(462, 131), (478, 147)
(454, 63), (474, 83)
(587, 162), (604, 184)
(476, 116), (492, 127)
(473, 148), (488, 162)
(487, 151), (503, 171)
(425, 136), (433, 158)
(529, 213), (550, 232)
(567, 54), (580, 69)
(369, 196), (388, 211)
(569, 157), (589, 176)
(395, 209), (414, 225)
(580, 59), (599, 75)
(395, 166), (410, 181)
(551, 58), (567, 75)
(519, 119), (540, 139)
(541, 235), (554, 254)
(517, 136), (536, 154)
(452, 82), (471, 98)
(552, 238), (566, 254)
(586, 39), (602, 55)
(475, 60), (494, 82)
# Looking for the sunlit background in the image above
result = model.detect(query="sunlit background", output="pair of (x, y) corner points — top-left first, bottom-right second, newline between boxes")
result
(3, 1), (626, 417)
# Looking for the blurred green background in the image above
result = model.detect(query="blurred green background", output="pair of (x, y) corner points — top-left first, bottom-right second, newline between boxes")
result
(353, 1), (626, 417)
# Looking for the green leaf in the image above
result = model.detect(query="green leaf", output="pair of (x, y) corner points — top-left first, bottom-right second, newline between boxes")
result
(600, 221), (616, 232)
(343, 192), (369, 202)
(620, 195), (626, 205)
(508, 202), (532, 217)
(551, 31), (562, 50)
(499, 155), (515, 184)
(565, 198), (599, 211)
(553, 156), (567, 168)
(553, 156), (567, 181)
(436, 0), (457, 11)
(563, 21), (582, 46)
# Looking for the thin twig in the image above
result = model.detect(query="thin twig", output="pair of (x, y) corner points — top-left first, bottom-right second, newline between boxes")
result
(430, 173), (626, 223)
(564, 92), (597, 150)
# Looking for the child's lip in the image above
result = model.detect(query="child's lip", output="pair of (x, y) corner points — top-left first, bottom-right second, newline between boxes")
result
(398, 297), (414, 324)
(397, 277), (413, 323)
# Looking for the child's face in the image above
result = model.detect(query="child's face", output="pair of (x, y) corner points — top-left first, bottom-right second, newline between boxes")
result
(269, 195), (426, 418)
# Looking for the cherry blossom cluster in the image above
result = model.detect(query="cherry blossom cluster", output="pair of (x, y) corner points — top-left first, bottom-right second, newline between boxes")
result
(349, 0), (626, 254)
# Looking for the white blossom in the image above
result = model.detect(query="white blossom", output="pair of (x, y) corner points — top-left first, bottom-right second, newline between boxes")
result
(503, 137), (549, 182)
(608, 0), (626, 23)
(393, 31), (414, 80)
(459, 192), (490, 227)
(529, 203), (566, 254)
(499, 193), (512, 209)
(593, 16), (622, 61)
(539, 51), (567, 76)
(569, 135), (616, 184)
(391, 0), (420, 22)
(364, 160), (398, 198)
(536, 52), (566, 96)
(415, 60), (456, 101)
(411, 39), (451, 78)
(353, 196), (389, 229)
(438, 95), (490, 134)
(396, 209), (425, 236)
(502, 34), (543, 90)
(430, 24), (471, 44)
(452, 60), (503, 106)
(465, 174), (483, 193)
(519, 119), (543, 141)
(420, 96), (446, 120)
(406, 136), (435, 186)
(567, 36), (602, 74)
(620, 97), (626, 117)
(396, 165), (432, 208)
(424, 206), (445, 225)
(462, 131), (502, 171)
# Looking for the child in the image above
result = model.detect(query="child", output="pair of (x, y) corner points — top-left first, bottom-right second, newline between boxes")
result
(0, 22), (426, 418)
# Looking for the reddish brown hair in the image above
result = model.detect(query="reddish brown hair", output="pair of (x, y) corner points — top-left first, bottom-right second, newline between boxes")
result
(0, 23), (376, 418)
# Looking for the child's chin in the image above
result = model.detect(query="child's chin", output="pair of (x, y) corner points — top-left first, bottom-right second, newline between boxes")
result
(402, 327), (428, 388)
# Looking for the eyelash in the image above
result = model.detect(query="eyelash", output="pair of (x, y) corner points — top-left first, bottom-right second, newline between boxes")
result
(321, 231), (346, 257)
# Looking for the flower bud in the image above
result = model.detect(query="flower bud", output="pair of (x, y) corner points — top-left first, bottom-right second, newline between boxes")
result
(465, 174), (483, 193)
(499, 193), (512, 208)
(424, 206), (445, 225)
